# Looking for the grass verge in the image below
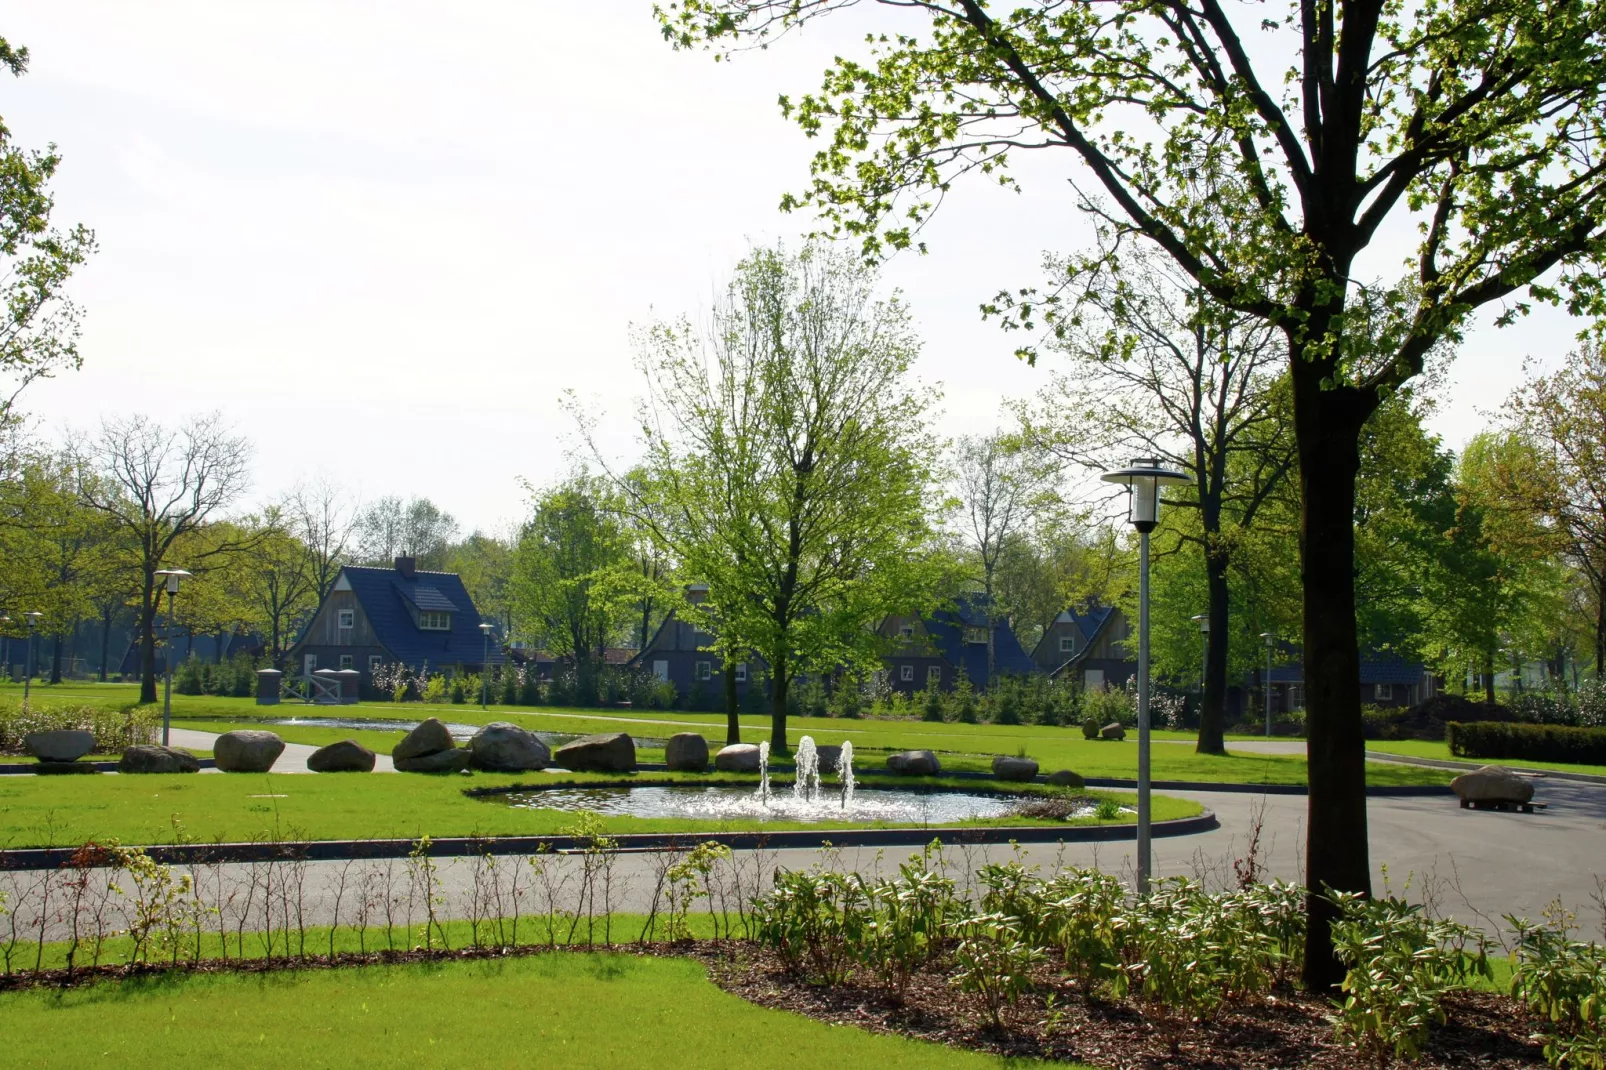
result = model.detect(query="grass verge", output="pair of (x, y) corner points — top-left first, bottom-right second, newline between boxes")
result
(1366, 738), (1606, 778)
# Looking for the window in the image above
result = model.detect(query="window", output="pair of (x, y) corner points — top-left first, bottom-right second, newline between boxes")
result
(899, 623), (914, 639)
(1059, 635), (1076, 653)
(927, 665), (941, 685)
(900, 665), (914, 682)
(418, 611), (451, 631)
(965, 627), (987, 644)
(695, 661), (712, 681)
(653, 660), (669, 682)
(1374, 683), (1393, 701)
(368, 655), (382, 673)
(338, 609), (354, 629)
(339, 654), (354, 671)
(735, 663), (748, 683)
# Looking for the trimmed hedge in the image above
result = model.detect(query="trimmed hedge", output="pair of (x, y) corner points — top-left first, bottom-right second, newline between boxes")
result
(1446, 720), (1606, 766)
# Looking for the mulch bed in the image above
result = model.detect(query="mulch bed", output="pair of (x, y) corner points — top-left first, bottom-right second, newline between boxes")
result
(703, 945), (1548, 1068)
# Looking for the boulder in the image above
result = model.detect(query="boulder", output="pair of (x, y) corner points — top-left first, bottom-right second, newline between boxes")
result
(306, 739), (376, 773)
(394, 747), (474, 773)
(1045, 769), (1085, 789)
(470, 722), (550, 772)
(815, 745), (843, 775)
(714, 743), (762, 772)
(213, 730), (285, 773)
(665, 733), (710, 772)
(554, 732), (636, 773)
(992, 756), (1039, 782)
(1451, 764), (1535, 805)
(119, 745), (201, 775)
(24, 729), (96, 763)
(394, 718), (455, 762)
(36, 761), (100, 775)
(1100, 722), (1127, 741)
(886, 750), (942, 776)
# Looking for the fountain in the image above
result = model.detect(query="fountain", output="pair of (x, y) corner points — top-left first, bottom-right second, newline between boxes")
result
(838, 740), (855, 810)
(756, 740), (771, 802)
(793, 736), (820, 802)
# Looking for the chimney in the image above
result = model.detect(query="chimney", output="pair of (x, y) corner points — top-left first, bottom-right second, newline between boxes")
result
(684, 583), (709, 605)
(395, 556), (416, 578)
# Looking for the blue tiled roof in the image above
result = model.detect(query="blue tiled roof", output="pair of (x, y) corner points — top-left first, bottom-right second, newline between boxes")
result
(340, 565), (501, 670)
(1268, 654), (1425, 686)
(926, 595), (1038, 687)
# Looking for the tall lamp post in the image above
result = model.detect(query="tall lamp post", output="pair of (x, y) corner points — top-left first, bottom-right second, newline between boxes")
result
(1102, 458), (1191, 895)
(1260, 632), (1277, 737)
(1190, 613), (1209, 711)
(479, 622), (494, 709)
(22, 611), (43, 705)
(154, 569), (191, 746)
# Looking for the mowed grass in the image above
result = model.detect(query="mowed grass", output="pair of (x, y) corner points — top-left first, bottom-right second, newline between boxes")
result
(1366, 738), (1606, 778)
(0, 952), (1057, 1070)
(3, 681), (1450, 786)
(0, 768), (1203, 847)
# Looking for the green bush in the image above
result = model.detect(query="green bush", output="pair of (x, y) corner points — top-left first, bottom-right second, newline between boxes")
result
(919, 684), (945, 722)
(1507, 915), (1606, 1067)
(0, 700), (157, 754)
(1447, 720), (1606, 765)
(948, 671), (977, 723)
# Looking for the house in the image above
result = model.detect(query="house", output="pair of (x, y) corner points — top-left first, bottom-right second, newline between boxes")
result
(285, 556), (502, 684)
(628, 585), (761, 699)
(878, 596), (1038, 694)
(508, 645), (639, 680)
(1265, 653), (1437, 711)
(1031, 602), (1137, 691)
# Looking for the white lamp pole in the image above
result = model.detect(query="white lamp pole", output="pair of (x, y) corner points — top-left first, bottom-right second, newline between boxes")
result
(1190, 613), (1209, 711)
(154, 570), (192, 746)
(1102, 458), (1190, 895)
(479, 622), (494, 709)
(22, 611), (42, 705)
(1260, 631), (1277, 737)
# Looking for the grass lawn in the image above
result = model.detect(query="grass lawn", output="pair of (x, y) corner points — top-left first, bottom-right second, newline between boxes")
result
(1365, 738), (1606, 778)
(0, 768), (1204, 847)
(0, 952), (1053, 1069)
(3, 681), (1450, 787)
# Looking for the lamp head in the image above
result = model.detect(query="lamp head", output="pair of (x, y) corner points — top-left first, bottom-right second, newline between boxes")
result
(479, 622), (493, 635)
(24, 611), (42, 629)
(1191, 614), (1209, 634)
(1100, 457), (1191, 533)
(155, 568), (192, 595)
(1259, 631), (1276, 649)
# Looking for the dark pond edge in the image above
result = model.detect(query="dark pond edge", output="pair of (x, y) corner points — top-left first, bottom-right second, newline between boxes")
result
(0, 812), (1218, 870)
(0, 758), (217, 776)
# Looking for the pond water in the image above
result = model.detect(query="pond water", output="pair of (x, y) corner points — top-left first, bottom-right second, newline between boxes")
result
(493, 785), (1054, 824)
(263, 718), (666, 750)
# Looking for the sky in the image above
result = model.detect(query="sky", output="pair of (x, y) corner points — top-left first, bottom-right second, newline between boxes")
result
(3, 1), (1588, 535)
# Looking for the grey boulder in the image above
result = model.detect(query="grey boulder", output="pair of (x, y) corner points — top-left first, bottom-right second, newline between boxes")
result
(394, 718), (455, 762)
(395, 747), (474, 773)
(665, 733), (710, 772)
(554, 732), (636, 773)
(992, 756), (1039, 782)
(1100, 722), (1127, 741)
(24, 729), (96, 763)
(1451, 765), (1535, 805)
(886, 750), (942, 776)
(213, 730), (285, 773)
(307, 739), (376, 773)
(470, 722), (550, 772)
(1045, 769), (1085, 789)
(713, 743), (762, 772)
(119, 745), (201, 775)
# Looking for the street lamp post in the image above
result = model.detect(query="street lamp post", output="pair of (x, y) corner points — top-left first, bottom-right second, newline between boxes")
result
(1260, 632), (1277, 737)
(1102, 458), (1191, 895)
(154, 570), (192, 746)
(479, 622), (494, 709)
(1190, 613), (1209, 711)
(22, 612), (42, 705)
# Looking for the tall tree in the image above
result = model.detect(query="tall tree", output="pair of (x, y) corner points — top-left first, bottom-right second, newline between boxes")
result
(76, 413), (255, 703)
(659, 0), (1606, 986)
(237, 509), (318, 666)
(355, 496), (458, 570)
(0, 36), (96, 450)
(288, 478), (357, 600)
(1015, 256), (1295, 752)
(614, 243), (945, 753)
(447, 529), (516, 636)
(952, 432), (1052, 682)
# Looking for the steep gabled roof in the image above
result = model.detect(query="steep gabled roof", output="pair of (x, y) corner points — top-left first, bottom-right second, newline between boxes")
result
(924, 595), (1038, 686)
(1031, 602), (1117, 664)
(1268, 653), (1426, 686)
(333, 565), (501, 669)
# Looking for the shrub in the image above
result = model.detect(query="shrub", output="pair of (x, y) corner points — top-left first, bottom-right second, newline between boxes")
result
(1083, 684), (1134, 728)
(421, 674), (447, 704)
(951, 912), (1045, 1028)
(754, 870), (868, 985)
(1507, 915), (1606, 1068)
(920, 685), (945, 722)
(1447, 721), (1606, 766)
(0, 700), (157, 754)
(859, 850), (958, 999)
(949, 671), (977, 723)
(992, 677), (1023, 725)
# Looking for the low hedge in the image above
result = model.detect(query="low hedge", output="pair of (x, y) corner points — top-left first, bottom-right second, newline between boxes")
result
(0, 700), (158, 755)
(1446, 720), (1606, 765)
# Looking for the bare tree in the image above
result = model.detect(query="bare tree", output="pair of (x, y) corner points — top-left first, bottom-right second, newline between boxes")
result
(288, 478), (357, 599)
(354, 496), (458, 570)
(77, 413), (255, 703)
(952, 432), (1052, 681)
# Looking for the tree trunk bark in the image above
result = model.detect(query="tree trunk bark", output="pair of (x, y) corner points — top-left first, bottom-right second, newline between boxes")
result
(1294, 370), (1373, 992)
(50, 634), (63, 685)
(769, 654), (790, 756)
(1483, 651), (1496, 704)
(724, 660), (740, 745)
(139, 580), (159, 704)
(1595, 584), (1604, 677)
(99, 606), (112, 682)
(1196, 545), (1231, 754)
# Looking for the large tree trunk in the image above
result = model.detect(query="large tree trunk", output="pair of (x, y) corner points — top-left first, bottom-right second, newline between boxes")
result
(724, 660), (740, 745)
(1294, 369), (1373, 992)
(50, 634), (64, 685)
(769, 654), (790, 755)
(1196, 545), (1231, 754)
(139, 579), (159, 704)
(1483, 651), (1496, 704)
(1594, 584), (1604, 677)
(99, 606), (112, 682)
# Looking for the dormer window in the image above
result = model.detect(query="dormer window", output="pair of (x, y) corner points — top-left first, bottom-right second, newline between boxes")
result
(338, 609), (355, 630)
(418, 611), (451, 631)
(1060, 635), (1075, 653)
(965, 627), (987, 644)
(899, 623), (914, 639)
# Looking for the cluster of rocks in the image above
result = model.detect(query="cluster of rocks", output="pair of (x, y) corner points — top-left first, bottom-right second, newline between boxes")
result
(389, 718), (552, 774)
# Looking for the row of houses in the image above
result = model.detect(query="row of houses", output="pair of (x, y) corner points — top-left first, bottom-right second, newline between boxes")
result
(268, 556), (1438, 711)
